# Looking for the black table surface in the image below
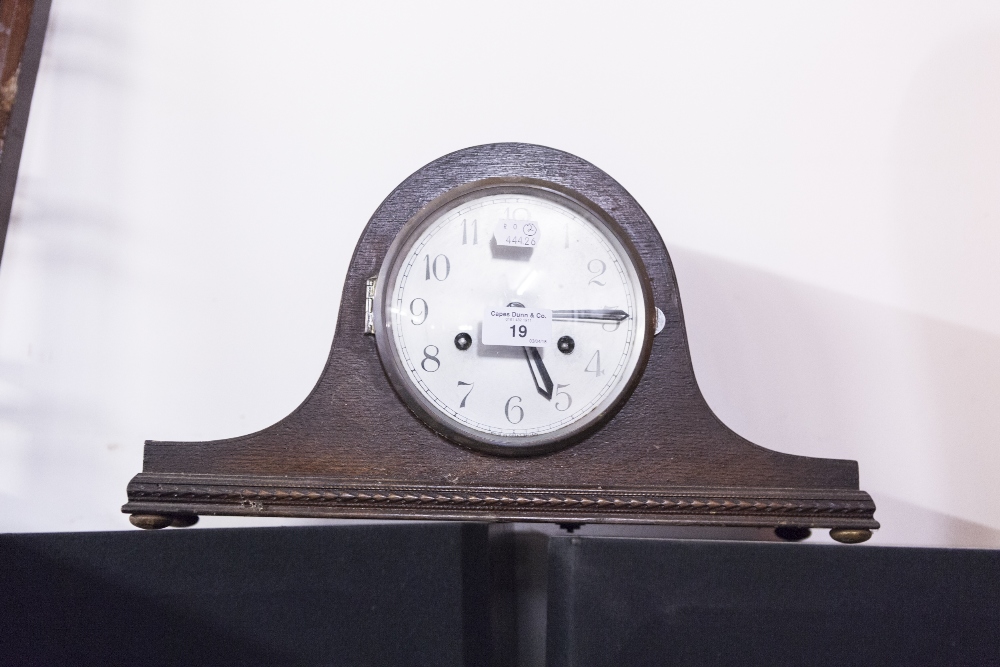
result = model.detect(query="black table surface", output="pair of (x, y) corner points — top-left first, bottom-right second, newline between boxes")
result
(2, 523), (997, 667)
(546, 535), (1000, 667)
(0, 523), (506, 667)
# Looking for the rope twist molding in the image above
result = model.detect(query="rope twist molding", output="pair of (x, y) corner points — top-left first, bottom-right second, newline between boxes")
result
(128, 482), (875, 516)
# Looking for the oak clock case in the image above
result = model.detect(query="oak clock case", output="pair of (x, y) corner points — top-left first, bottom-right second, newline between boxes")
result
(123, 143), (878, 543)
(373, 183), (654, 456)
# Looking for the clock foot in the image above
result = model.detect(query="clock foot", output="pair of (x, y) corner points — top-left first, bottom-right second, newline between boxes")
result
(830, 528), (872, 544)
(128, 513), (199, 530)
(558, 523), (584, 533)
(129, 514), (172, 530)
(170, 515), (200, 528)
(774, 526), (811, 542)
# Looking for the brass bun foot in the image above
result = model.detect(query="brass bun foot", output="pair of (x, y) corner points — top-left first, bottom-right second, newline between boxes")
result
(775, 526), (811, 542)
(830, 528), (873, 544)
(129, 514), (172, 530)
(169, 515), (199, 528)
(129, 514), (199, 530)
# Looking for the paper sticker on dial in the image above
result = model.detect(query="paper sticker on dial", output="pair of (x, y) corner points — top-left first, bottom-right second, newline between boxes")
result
(494, 219), (539, 247)
(482, 307), (552, 347)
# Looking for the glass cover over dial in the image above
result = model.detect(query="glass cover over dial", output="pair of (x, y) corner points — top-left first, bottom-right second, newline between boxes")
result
(375, 185), (650, 454)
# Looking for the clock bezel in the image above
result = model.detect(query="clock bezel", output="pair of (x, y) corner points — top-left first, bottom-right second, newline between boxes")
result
(372, 177), (656, 456)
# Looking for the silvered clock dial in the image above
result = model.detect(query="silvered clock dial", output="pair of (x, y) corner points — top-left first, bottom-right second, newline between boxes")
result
(374, 183), (654, 455)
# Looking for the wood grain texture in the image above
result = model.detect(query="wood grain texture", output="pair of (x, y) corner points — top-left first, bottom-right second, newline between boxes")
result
(0, 0), (49, 267)
(124, 143), (877, 529)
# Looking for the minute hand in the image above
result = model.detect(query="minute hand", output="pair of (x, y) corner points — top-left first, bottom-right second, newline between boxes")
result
(551, 309), (629, 322)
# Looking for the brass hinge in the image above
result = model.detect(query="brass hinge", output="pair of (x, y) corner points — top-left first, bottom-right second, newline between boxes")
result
(364, 276), (377, 334)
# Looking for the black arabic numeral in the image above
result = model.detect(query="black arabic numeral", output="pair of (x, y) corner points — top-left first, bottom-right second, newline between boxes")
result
(585, 350), (603, 377)
(554, 384), (572, 412)
(409, 298), (428, 325)
(424, 254), (451, 281)
(587, 259), (606, 286)
(462, 219), (478, 245)
(421, 345), (441, 372)
(458, 381), (474, 408)
(602, 304), (621, 332)
(504, 396), (524, 424)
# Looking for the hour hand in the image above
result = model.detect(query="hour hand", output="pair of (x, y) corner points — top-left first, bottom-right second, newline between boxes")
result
(551, 309), (629, 322)
(507, 300), (555, 400)
(523, 346), (554, 400)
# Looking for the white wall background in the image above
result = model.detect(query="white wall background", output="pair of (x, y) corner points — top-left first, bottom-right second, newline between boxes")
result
(1, 1), (999, 546)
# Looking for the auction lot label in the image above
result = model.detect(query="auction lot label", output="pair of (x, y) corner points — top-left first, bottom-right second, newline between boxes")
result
(482, 307), (552, 347)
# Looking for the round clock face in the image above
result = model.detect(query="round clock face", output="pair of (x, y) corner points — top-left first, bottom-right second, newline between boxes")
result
(374, 183), (652, 454)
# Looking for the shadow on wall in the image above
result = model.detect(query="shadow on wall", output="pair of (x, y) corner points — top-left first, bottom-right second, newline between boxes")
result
(871, 494), (1000, 549)
(892, 28), (1000, 338)
(671, 26), (1000, 548)
(670, 245), (1000, 548)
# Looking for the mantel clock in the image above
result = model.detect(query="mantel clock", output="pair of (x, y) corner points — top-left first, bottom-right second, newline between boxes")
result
(123, 143), (878, 543)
